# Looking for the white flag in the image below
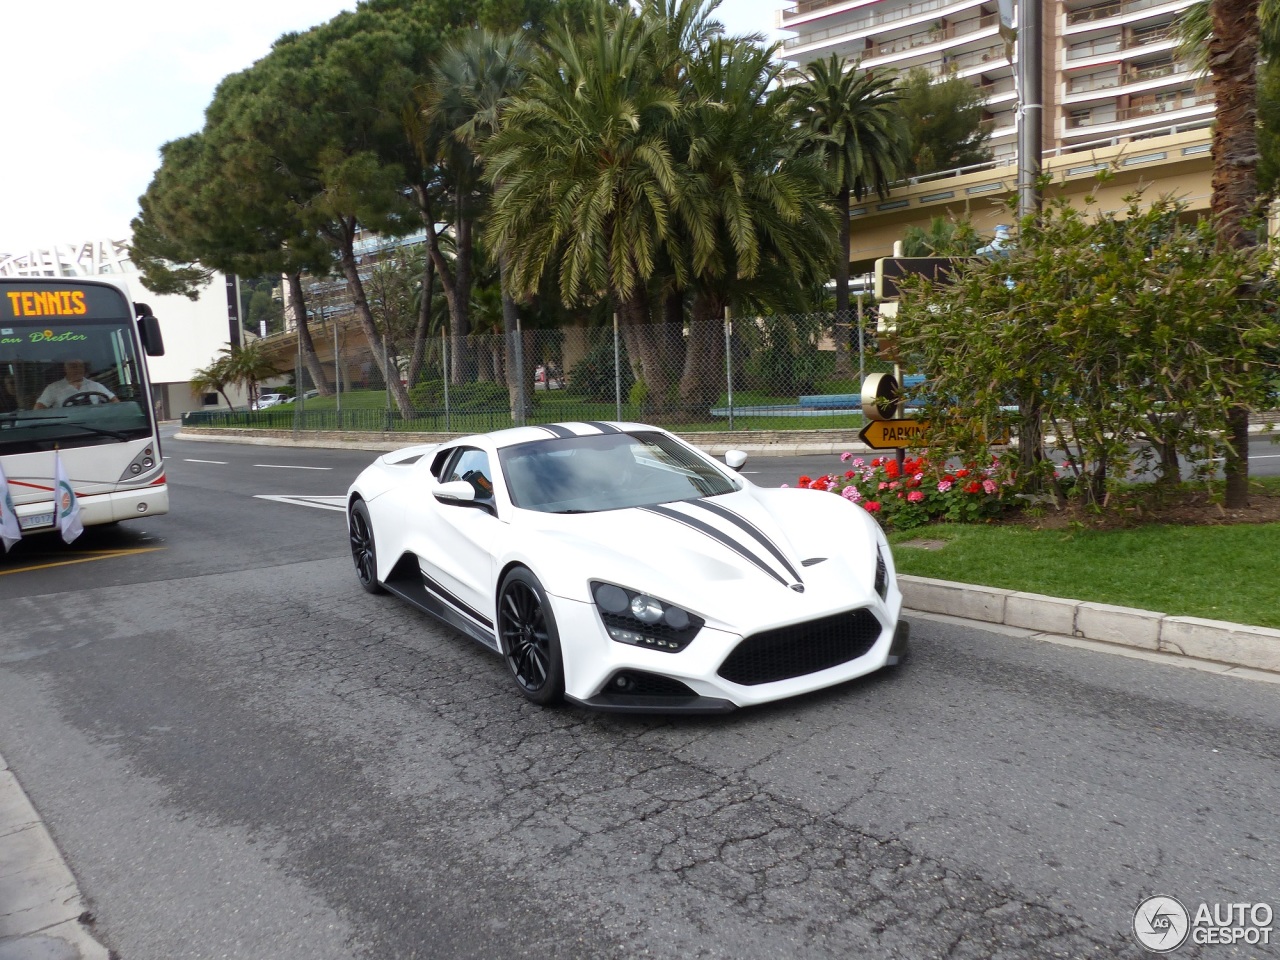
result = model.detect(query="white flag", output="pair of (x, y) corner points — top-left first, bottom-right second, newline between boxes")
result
(0, 460), (21, 552)
(53, 450), (83, 544)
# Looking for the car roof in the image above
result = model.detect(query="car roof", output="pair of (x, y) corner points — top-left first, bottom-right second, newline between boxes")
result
(479, 421), (666, 450)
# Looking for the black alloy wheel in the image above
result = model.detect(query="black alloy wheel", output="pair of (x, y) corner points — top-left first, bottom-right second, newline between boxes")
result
(497, 568), (564, 705)
(349, 500), (384, 594)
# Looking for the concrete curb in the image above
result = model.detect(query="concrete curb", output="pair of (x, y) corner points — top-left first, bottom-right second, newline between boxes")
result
(0, 757), (109, 960)
(900, 575), (1280, 676)
(175, 426), (871, 456)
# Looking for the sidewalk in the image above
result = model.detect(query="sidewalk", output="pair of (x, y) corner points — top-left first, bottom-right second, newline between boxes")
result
(0, 753), (108, 960)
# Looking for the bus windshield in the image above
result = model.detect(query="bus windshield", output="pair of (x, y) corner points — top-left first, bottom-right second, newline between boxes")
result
(0, 302), (153, 455)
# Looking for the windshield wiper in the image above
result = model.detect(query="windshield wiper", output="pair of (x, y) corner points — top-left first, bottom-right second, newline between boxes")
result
(43, 423), (132, 442)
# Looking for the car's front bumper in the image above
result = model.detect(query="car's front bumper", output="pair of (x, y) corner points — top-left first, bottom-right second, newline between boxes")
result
(551, 593), (903, 713)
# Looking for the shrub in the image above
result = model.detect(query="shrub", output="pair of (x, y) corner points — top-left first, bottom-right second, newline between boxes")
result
(567, 335), (633, 402)
(791, 452), (1014, 530)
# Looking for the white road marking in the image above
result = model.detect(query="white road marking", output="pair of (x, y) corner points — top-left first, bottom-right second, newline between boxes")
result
(184, 458), (227, 465)
(255, 495), (347, 512)
(253, 464), (333, 470)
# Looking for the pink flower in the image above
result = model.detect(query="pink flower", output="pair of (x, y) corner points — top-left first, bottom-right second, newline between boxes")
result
(842, 486), (861, 502)
(983, 479), (997, 494)
(889, 481), (900, 490)
(780, 483), (789, 488)
(878, 482), (889, 490)
(851, 458), (865, 469)
(907, 490), (924, 503)
(840, 451), (853, 462)
(913, 472), (924, 482)
(937, 480), (953, 493)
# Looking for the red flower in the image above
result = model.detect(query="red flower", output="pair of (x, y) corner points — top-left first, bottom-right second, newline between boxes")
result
(884, 461), (901, 479)
(844, 470), (855, 479)
(862, 501), (881, 512)
(956, 469), (970, 478)
(798, 475), (812, 486)
(965, 480), (982, 494)
(905, 477), (921, 488)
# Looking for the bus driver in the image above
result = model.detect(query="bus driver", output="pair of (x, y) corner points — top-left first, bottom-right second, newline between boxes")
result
(34, 360), (119, 409)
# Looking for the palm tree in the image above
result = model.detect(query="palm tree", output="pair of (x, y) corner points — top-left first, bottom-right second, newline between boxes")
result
(784, 54), (909, 319)
(189, 356), (237, 411)
(217, 342), (281, 408)
(483, 0), (686, 410)
(675, 36), (838, 407)
(428, 28), (535, 414)
(1174, 0), (1265, 508)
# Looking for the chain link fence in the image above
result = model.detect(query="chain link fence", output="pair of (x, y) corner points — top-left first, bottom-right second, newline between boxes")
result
(186, 310), (894, 435)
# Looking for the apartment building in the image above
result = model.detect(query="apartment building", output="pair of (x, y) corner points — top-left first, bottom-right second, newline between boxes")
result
(778, 0), (1213, 164)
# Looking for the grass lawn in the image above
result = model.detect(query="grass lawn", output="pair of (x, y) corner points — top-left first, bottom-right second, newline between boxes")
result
(888, 481), (1280, 629)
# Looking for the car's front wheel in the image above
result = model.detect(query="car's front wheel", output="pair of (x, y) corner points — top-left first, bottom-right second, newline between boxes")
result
(349, 499), (384, 595)
(497, 567), (564, 705)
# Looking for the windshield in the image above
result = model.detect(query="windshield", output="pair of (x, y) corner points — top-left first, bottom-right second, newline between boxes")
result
(0, 311), (152, 454)
(499, 430), (739, 514)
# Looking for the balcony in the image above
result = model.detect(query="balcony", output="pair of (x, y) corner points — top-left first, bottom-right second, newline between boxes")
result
(1065, 0), (1187, 26)
(1065, 25), (1173, 61)
(1066, 61), (1189, 95)
(783, 0), (986, 49)
(1064, 89), (1214, 128)
(866, 13), (1000, 57)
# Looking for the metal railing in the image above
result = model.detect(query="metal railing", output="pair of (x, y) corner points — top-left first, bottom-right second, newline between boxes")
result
(185, 315), (895, 437)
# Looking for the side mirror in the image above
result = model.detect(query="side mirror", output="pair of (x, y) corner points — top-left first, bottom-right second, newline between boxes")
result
(138, 314), (165, 357)
(725, 449), (748, 471)
(433, 479), (477, 503)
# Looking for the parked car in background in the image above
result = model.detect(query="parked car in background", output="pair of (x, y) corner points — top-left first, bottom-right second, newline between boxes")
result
(253, 392), (290, 410)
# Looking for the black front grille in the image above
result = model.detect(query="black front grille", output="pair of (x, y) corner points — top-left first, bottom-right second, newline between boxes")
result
(718, 609), (883, 686)
(606, 670), (698, 698)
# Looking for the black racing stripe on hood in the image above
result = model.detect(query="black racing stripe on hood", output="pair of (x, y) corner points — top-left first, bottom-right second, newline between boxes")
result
(683, 499), (803, 584)
(580, 421), (622, 434)
(539, 423), (577, 438)
(642, 504), (789, 587)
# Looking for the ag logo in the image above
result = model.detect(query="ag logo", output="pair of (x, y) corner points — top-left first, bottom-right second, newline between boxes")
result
(1133, 896), (1190, 952)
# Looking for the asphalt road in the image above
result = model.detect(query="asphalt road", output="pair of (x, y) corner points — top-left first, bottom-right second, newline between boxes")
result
(0, 433), (1276, 959)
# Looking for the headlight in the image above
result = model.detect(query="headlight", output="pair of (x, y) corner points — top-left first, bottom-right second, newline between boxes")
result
(590, 581), (704, 652)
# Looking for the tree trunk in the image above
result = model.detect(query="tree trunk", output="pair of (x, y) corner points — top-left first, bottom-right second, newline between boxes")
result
(616, 288), (678, 416)
(834, 185), (851, 316)
(330, 220), (414, 419)
(415, 188), (472, 386)
(1223, 406), (1251, 508)
(407, 251), (435, 388)
(679, 292), (726, 410)
(285, 272), (333, 395)
(1209, 0), (1260, 508)
(499, 256), (529, 422)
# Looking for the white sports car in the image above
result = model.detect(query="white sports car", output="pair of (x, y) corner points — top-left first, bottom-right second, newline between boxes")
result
(346, 422), (908, 713)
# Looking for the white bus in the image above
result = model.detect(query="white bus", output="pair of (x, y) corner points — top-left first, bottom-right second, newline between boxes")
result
(1, 277), (169, 537)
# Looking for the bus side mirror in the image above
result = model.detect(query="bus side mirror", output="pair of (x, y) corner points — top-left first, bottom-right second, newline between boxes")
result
(138, 314), (165, 357)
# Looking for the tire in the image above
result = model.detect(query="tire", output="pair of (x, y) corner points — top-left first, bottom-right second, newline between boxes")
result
(497, 567), (564, 705)
(349, 499), (385, 595)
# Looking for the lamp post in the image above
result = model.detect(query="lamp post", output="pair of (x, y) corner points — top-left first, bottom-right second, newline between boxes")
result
(1006, 0), (1043, 221)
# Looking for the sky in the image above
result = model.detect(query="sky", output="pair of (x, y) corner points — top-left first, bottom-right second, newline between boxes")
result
(0, 0), (788, 256)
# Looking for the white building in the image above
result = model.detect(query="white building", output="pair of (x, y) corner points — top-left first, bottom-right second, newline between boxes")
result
(0, 239), (245, 419)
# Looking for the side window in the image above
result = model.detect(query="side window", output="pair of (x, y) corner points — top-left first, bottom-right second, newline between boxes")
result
(445, 448), (495, 501)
